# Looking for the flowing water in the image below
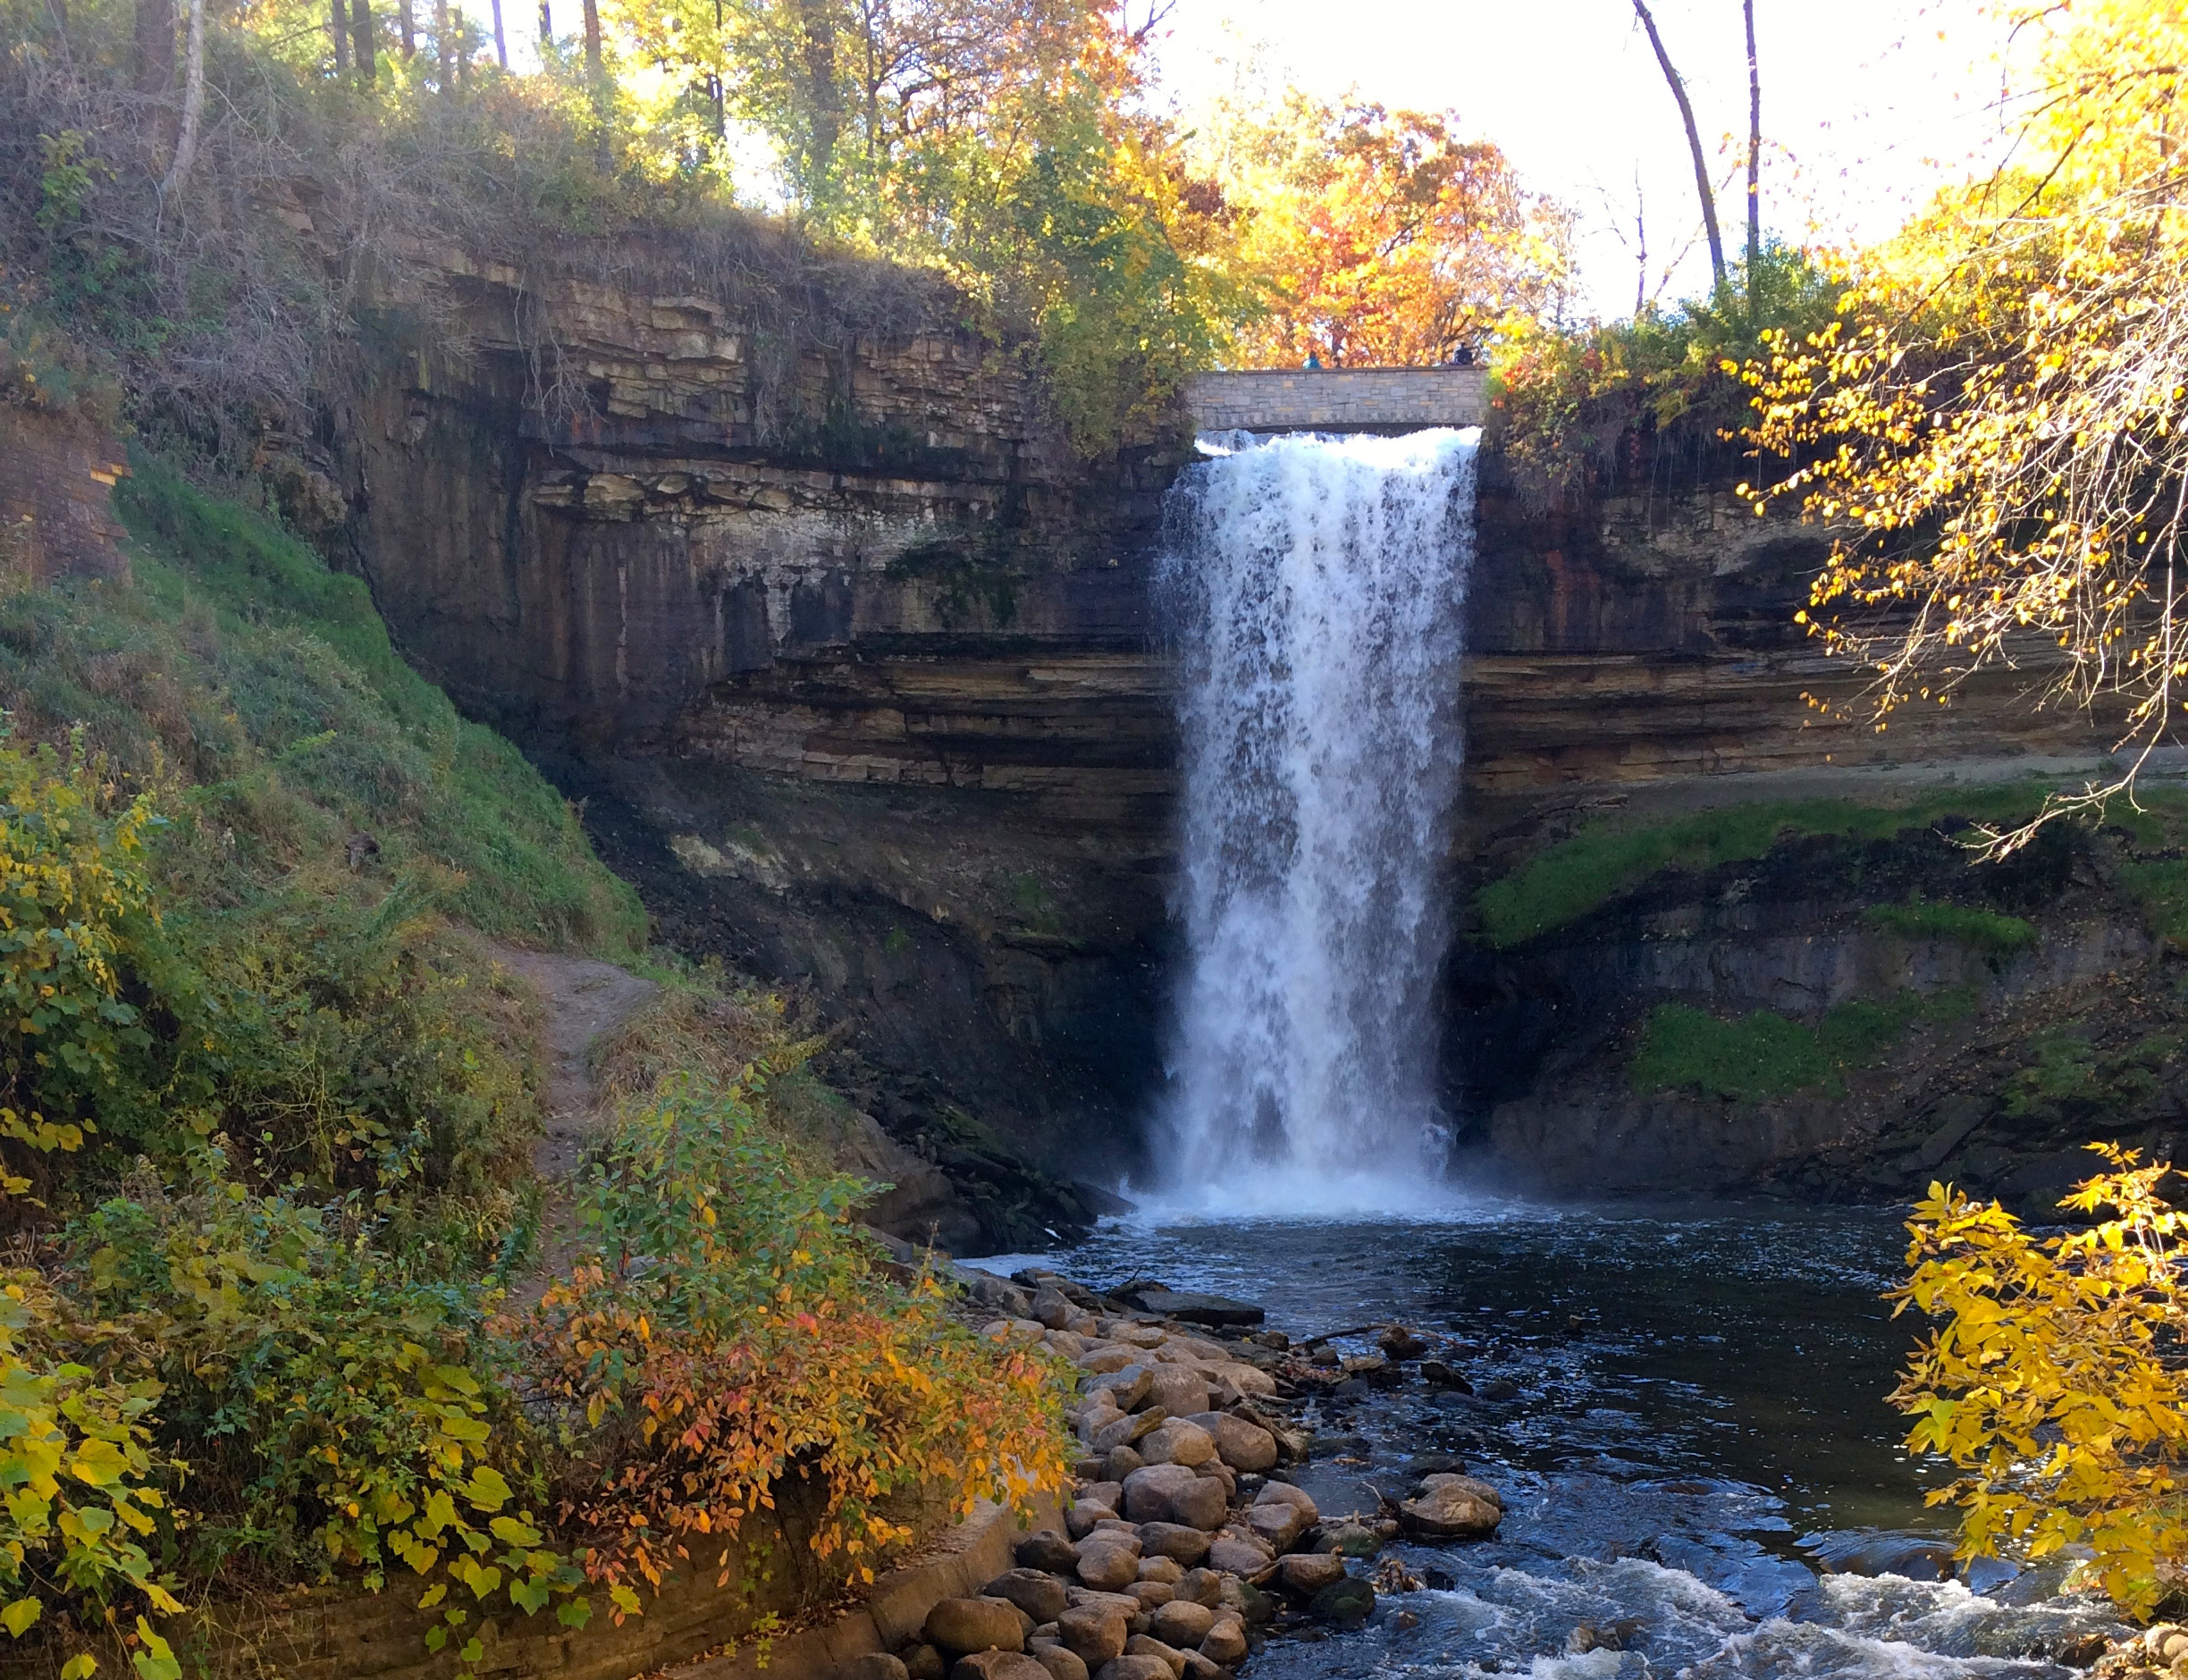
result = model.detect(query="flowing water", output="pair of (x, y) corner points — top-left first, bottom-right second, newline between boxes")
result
(1153, 428), (1478, 1214)
(1011, 1206), (2125, 1679)
(1090, 427), (2124, 1676)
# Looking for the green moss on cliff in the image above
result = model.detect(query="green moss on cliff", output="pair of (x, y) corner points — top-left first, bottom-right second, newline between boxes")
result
(1477, 785), (2057, 947)
(1630, 987), (1977, 1102)
(1864, 897), (2039, 957)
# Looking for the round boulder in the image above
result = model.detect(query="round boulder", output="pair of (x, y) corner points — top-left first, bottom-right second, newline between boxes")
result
(1183, 1413), (1279, 1474)
(1137, 1523), (1212, 1566)
(1092, 1659), (1174, 1680)
(1399, 1474), (1502, 1540)
(1206, 1533), (1274, 1576)
(985, 1568), (1071, 1625)
(1143, 1368), (1211, 1417)
(831, 1655), (910, 1680)
(1017, 1533), (1081, 1574)
(1123, 1639), (1188, 1678)
(1309, 1575), (1376, 1627)
(1057, 1602), (1130, 1667)
(1275, 1551), (1348, 1598)
(1076, 1542), (1141, 1592)
(1199, 1617), (1249, 1667)
(1121, 1463), (1200, 1523)
(1168, 1477), (1230, 1533)
(1138, 1422), (1217, 1469)
(926, 1597), (1028, 1656)
(951, 1655), (1048, 1680)
(1137, 1555), (1184, 1584)
(1148, 1600), (1216, 1648)
(1029, 1644), (1090, 1680)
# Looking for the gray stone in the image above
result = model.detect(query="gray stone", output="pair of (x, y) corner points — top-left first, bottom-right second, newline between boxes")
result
(1090, 1367), (1155, 1412)
(985, 1568), (1071, 1625)
(1137, 1554), (1184, 1584)
(1275, 1552), (1348, 1597)
(1122, 1463), (1200, 1522)
(1174, 1567), (1225, 1606)
(1148, 1600), (1216, 1648)
(1101, 1445), (1147, 1483)
(1066, 1500), (1110, 1541)
(1124, 1580), (1174, 1609)
(1182, 1413), (1278, 1474)
(1058, 1602), (1130, 1667)
(1142, 1367), (1210, 1418)
(1167, 1477), (1229, 1533)
(1124, 1638), (1189, 1679)
(1206, 1533), (1274, 1576)
(1094, 1409), (1166, 1454)
(1399, 1474), (1502, 1540)
(1029, 1644), (1090, 1680)
(1138, 1523), (1212, 1565)
(1080, 1480), (1125, 1512)
(1076, 1541), (1142, 1592)
(905, 1644), (948, 1680)
(1309, 1575), (1376, 1626)
(832, 1656), (911, 1680)
(952, 1655), (1049, 1680)
(926, 1597), (1029, 1655)
(1138, 1421), (1217, 1468)
(1017, 1533), (1081, 1574)
(1199, 1617), (1250, 1667)
(1094, 1659), (1175, 1680)
(1114, 1286), (1266, 1327)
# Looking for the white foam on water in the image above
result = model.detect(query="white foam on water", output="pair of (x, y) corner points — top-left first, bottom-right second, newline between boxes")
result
(1151, 426), (1479, 1214)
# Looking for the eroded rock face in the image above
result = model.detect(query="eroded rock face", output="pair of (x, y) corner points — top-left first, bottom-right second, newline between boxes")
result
(330, 247), (2134, 1209)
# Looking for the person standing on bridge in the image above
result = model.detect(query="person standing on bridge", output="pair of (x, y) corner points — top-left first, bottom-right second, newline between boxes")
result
(1302, 351), (1323, 369)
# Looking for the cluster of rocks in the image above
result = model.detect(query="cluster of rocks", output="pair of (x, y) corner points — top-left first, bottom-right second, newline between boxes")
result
(836, 1266), (1507, 1680)
(2085, 1625), (2188, 1677)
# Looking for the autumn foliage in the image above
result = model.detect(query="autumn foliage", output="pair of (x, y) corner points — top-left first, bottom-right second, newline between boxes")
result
(1208, 96), (1571, 369)
(1747, 0), (2188, 832)
(526, 1079), (1071, 1613)
(1893, 1145), (2188, 1613)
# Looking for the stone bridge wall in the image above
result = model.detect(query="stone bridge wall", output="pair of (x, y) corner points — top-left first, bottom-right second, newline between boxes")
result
(1183, 367), (1487, 433)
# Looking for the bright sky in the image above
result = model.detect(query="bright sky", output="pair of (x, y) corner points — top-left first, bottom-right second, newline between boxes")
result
(1143, 0), (2016, 319)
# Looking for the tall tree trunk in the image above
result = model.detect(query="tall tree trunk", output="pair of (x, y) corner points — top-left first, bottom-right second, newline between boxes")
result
(159, 0), (205, 198)
(133, 0), (178, 158)
(537, 0), (549, 46)
(796, 0), (840, 195)
(331, 0), (349, 75)
(490, 0), (507, 67)
(435, 0), (450, 87)
(394, 0), (413, 57)
(351, 0), (375, 83)
(1631, 0), (1724, 291)
(583, 0), (606, 164)
(1745, 0), (1762, 283)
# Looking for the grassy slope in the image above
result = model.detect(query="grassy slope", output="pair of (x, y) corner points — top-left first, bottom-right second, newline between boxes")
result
(5, 455), (648, 956)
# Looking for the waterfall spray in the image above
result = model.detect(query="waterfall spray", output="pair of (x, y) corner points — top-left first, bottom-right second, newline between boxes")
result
(1154, 427), (1478, 1215)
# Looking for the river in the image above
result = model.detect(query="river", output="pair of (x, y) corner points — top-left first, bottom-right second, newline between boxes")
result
(989, 1200), (2125, 1679)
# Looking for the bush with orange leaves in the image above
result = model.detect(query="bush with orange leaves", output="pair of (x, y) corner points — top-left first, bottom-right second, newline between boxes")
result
(523, 1077), (1071, 1617)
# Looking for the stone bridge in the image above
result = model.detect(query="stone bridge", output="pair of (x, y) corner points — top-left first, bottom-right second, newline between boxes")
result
(1183, 366), (1488, 434)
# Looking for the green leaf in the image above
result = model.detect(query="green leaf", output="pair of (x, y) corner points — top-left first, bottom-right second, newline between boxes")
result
(556, 1598), (593, 1630)
(130, 1619), (180, 1680)
(59, 1657), (96, 1680)
(0, 1597), (39, 1637)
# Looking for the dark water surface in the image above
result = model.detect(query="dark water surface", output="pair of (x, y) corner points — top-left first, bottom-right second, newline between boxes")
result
(1001, 1201), (2124, 1678)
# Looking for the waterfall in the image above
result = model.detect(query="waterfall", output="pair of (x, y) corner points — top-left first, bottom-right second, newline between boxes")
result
(1153, 427), (1479, 1214)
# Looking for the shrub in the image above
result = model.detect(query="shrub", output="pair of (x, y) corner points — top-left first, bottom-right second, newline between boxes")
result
(64, 1170), (585, 1643)
(1894, 1147), (2188, 1614)
(0, 728), (158, 1187)
(526, 1079), (1070, 1607)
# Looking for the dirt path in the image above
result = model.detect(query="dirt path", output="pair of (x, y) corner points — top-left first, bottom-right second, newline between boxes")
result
(474, 935), (659, 1189)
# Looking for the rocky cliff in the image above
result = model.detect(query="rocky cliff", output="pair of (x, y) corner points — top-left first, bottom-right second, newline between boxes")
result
(321, 238), (2171, 1206)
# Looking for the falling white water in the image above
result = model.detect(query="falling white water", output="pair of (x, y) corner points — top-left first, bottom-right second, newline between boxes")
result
(1152, 426), (1480, 1215)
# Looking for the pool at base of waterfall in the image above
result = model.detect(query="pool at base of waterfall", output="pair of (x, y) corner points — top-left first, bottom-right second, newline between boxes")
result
(1016, 1201), (2125, 1678)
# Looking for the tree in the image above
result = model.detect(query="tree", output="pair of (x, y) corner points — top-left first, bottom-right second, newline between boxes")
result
(1749, 0), (2188, 845)
(1744, 0), (1760, 281)
(1208, 95), (1571, 367)
(1631, 0), (1723, 290)
(1894, 1147), (2188, 1614)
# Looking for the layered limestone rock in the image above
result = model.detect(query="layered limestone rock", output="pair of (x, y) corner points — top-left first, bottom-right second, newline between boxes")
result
(325, 240), (2138, 1198)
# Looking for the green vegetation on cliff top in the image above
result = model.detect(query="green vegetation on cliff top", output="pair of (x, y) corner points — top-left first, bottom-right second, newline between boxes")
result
(1629, 987), (1978, 1103)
